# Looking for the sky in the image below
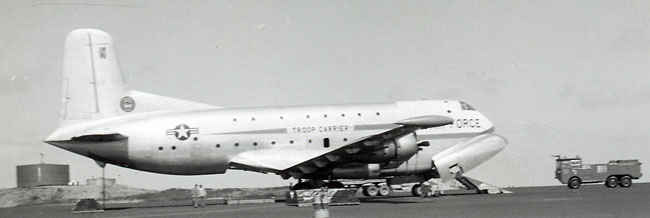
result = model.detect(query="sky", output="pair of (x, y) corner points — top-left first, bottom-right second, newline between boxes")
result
(1, 0), (649, 190)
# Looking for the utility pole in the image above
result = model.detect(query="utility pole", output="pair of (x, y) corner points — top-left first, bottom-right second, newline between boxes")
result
(102, 165), (106, 209)
(94, 160), (107, 210)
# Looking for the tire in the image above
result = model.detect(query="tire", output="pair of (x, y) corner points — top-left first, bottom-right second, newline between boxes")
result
(363, 185), (379, 197)
(411, 184), (423, 196)
(568, 177), (582, 189)
(378, 185), (391, 196)
(619, 176), (632, 188)
(605, 176), (618, 188)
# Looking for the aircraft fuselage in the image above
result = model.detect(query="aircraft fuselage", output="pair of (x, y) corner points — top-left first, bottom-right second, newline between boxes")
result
(46, 99), (494, 177)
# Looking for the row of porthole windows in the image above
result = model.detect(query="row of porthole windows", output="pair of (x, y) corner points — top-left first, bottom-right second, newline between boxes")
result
(214, 138), (347, 148)
(158, 146), (177, 151)
(157, 138), (349, 151)
(232, 112), (382, 122)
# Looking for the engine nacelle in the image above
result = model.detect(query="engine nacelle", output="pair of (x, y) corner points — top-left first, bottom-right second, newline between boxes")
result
(331, 164), (381, 179)
(432, 134), (507, 181)
(356, 133), (419, 163)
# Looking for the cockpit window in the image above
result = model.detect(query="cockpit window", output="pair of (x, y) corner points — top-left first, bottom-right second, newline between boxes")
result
(460, 101), (475, 110)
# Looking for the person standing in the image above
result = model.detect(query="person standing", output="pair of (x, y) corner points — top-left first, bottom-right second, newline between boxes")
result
(191, 184), (199, 208)
(421, 182), (431, 198)
(198, 185), (207, 208)
(312, 186), (331, 218)
(430, 182), (441, 197)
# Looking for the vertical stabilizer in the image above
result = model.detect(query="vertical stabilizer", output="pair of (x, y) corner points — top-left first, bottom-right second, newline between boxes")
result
(61, 29), (127, 126)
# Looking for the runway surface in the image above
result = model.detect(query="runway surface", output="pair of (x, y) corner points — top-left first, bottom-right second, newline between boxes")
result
(2, 183), (649, 218)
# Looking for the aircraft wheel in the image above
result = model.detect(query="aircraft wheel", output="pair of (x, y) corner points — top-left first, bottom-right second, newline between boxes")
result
(619, 176), (632, 188)
(363, 185), (379, 197)
(411, 184), (423, 196)
(567, 177), (581, 189)
(605, 176), (618, 188)
(378, 184), (391, 196)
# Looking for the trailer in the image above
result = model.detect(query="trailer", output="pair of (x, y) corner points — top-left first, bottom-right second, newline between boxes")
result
(554, 155), (642, 189)
(339, 176), (501, 197)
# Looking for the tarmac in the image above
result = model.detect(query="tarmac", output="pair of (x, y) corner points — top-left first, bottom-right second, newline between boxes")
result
(1, 183), (649, 218)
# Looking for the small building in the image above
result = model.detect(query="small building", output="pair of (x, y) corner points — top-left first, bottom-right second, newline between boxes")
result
(86, 177), (116, 186)
(16, 163), (70, 188)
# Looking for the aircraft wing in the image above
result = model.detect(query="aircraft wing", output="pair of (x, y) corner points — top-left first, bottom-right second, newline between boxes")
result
(229, 115), (453, 178)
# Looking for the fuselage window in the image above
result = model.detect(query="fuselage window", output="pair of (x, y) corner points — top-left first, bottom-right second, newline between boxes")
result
(251, 117), (256, 121)
(341, 113), (345, 117)
(253, 142), (258, 146)
(271, 141), (276, 145)
(357, 113), (362, 117)
(234, 142), (239, 147)
(308, 139), (312, 143)
(323, 114), (328, 118)
(280, 116), (284, 120)
(376, 112), (380, 116)
(306, 115), (310, 119)
(158, 146), (163, 151)
(171, 146), (176, 150)
(215, 144), (220, 148)
(289, 140), (294, 144)
(233, 118), (237, 122)
(324, 138), (330, 148)
(343, 138), (348, 142)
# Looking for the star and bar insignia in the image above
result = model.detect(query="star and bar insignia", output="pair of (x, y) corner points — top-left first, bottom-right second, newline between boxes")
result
(166, 124), (199, 141)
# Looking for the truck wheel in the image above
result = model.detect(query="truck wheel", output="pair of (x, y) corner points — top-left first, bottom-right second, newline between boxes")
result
(568, 177), (581, 189)
(411, 184), (423, 196)
(619, 176), (632, 188)
(378, 184), (391, 196)
(363, 185), (379, 197)
(605, 176), (618, 188)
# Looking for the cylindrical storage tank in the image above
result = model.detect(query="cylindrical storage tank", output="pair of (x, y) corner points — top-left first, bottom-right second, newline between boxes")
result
(16, 164), (70, 188)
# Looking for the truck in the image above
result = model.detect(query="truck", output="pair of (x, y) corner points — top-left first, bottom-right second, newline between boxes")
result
(554, 155), (642, 189)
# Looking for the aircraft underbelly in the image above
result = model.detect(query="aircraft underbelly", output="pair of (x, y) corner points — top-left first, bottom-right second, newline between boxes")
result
(127, 133), (230, 175)
(131, 153), (229, 175)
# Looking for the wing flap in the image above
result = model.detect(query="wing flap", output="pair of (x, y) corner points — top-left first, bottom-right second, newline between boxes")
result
(230, 146), (326, 172)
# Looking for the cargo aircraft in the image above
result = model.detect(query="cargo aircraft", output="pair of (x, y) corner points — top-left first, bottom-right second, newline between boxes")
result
(45, 29), (507, 196)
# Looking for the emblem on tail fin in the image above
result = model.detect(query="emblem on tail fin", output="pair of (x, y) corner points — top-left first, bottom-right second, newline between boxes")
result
(166, 124), (199, 141)
(120, 96), (135, 112)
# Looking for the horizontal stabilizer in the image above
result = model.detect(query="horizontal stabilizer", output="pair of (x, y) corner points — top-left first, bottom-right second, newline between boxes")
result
(70, 133), (127, 142)
(125, 90), (219, 113)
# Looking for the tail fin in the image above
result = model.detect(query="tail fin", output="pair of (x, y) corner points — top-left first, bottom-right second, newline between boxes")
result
(60, 29), (216, 126)
(61, 29), (127, 125)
